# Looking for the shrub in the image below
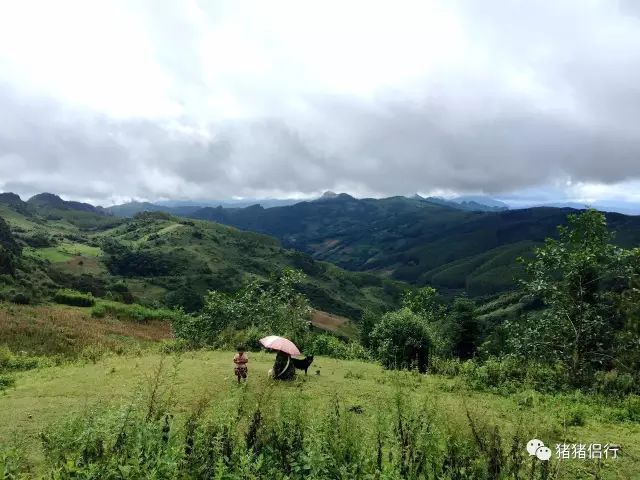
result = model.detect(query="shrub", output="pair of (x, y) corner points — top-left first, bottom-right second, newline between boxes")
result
(54, 288), (95, 307)
(309, 334), (369, 360)
(173, 269), (311, 349)
(91, 301), (185, 323)
(369, 308), (430, 372)
(564, 405), (587, 427)
(429, 356), (464, 377)
(0, 346), (40, 372)
(22, 231), (56, 247)
(10, 292), (30, 305)
(593, 370), (637, 397)
(430, 356), (570, 394)
(0, 374), (15, 391)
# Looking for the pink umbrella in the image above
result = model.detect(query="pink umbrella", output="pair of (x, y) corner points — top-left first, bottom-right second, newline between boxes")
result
(259, 335), (300, 356)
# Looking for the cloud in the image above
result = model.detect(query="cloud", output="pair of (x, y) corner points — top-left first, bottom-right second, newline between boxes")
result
(1, 0), (640, 205)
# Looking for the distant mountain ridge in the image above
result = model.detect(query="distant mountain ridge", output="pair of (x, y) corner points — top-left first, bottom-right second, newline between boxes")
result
(3, 190), (640, 297)
(184, 195), (640, 296)
(27, 193), (110, 216)
(107, 192), (507, 217)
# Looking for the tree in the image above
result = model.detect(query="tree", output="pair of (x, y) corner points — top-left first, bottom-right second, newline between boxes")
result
(448, 297), (481, 359)
(516, 209), (626, 382)
(369, 308), (431, 372)
(401, 286), (443, 319)
(0, 217), (20, 275)
(172, 269), (312, 348)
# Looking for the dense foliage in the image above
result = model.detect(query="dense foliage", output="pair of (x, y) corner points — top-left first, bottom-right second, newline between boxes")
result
(187, 195), (640, 295)
(54, 288), (96, 307)
(172, 269), (312, 349)
(504, 210), (640, 389)
(0, 217), (20, 275)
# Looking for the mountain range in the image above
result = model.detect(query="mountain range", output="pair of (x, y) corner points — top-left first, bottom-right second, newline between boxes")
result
(5, 190), (639, 299)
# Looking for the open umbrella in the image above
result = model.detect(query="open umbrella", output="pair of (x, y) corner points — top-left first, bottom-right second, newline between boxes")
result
(259, 335), (300, 356)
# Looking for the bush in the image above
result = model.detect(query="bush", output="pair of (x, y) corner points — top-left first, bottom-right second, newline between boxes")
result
(309, 334), (369, 360)
(0, 374), (15, 391)
(565, 405), (587, 426)
(429, 356), (464, 377)
(10, 292), (30, 305)
(467, 357), (568, 393)
(369, 308), (430, 372)
(593, 370), (637, 396)
(22, 231), (56, 247)
(173, 269), (311, 349)
(91, 301), (185, 323)
(0, 346), (40, 372)
(54, 288), (95, 307)
(429, 356), (570, 394)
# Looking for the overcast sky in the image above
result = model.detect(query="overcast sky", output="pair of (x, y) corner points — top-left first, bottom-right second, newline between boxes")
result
(1, 0), (640, 206)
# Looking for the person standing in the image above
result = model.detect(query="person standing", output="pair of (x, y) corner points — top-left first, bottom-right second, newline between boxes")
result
(233, 346), (249, 384)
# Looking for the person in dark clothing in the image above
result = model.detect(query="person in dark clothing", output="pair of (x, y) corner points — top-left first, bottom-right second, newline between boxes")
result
(272, 350), (295, 380)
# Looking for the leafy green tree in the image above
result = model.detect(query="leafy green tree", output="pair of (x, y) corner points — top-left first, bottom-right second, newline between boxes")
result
(0, 217), (20, 275)
(401, 286), (443, 318)
(448, 297), (481, 359)
(359, 308), (378, 349)
(369, 308), (430, 372)
(515, 209), (627, 382)
(614, 248), (640, 376)
(165, 283), (204, 313)
(172, 269), (312, 348)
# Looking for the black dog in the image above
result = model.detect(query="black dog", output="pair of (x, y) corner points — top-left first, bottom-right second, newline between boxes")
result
(291, 355), (314, 375)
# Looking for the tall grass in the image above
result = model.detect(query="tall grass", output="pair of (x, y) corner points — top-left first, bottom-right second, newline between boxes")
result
(0, 302), (171, 358)
(91, 300), (185, 323)
(5, 356), (560, 479)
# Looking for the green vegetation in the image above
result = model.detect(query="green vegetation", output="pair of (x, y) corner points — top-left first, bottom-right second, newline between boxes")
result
(0, 194), (405, 320)
(91, 300), (185, 323)
(1, 352), (639, 478)
(1, 192), (640, 477)
(54, 288), (95, 307)
(187, 195), (640, 296)
(173, 269), (311, 349)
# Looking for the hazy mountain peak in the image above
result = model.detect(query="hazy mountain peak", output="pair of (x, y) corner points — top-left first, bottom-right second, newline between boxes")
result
(451, 195), (509, 209)
(0, 192), (24, 205)
(317, 191), (355, 202)
(27, 192), (108, 216)
(28, 192), (65, 207)
(320, 191), (338, 199)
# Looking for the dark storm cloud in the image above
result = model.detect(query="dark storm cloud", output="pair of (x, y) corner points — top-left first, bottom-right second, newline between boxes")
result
(2, 0), (640, 203)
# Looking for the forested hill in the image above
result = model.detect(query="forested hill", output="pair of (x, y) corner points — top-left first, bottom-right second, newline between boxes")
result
(0, 193), (405, 319)
(186, 195), (640, 295)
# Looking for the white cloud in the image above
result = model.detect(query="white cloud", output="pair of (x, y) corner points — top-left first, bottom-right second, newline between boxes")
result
(1, 0), (640, 204)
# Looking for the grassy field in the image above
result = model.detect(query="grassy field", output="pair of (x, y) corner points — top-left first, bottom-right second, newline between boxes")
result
(1, 349), (639, 478)
(0, 303), (171, 357)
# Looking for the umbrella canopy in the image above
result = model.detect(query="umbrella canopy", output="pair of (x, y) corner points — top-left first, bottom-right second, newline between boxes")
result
(259, 335), (301, 356)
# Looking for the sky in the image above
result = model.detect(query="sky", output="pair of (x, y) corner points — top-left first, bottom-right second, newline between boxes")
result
(1, 0), (640, 207)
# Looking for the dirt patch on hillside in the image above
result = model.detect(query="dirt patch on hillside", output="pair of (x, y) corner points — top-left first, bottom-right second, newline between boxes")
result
(311, 310), (357, 338)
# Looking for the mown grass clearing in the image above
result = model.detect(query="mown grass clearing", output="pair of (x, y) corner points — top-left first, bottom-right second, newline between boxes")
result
(26, 242), (102, 264)
(1, 350), (639, 478)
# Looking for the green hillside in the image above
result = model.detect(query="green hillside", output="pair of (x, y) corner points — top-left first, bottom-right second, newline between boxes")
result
(0, 194), (405, 320)
(187, 195), (640, 295)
